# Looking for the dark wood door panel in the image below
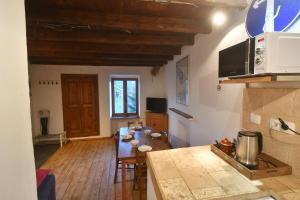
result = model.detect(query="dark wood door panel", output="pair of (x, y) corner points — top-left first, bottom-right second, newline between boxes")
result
(81, 79), (95, 105)
(63, 107), (82, 137)
(61, 74), (99, 138)
(63, 80), (81, 106)
(81, 107), (98, 136)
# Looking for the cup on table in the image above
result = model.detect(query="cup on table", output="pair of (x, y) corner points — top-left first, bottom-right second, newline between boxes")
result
(144, 129), (152, 135)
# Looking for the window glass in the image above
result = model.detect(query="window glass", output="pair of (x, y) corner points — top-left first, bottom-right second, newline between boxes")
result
(111, 78), (139, 117)
(127, 80), (137, 113)
(113, 80), (124, 114)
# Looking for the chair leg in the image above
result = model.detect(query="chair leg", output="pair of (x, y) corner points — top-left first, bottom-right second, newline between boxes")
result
(114, 160), (118, 183)
(133, 170), (137, 190)
(139, 179), (143, 200)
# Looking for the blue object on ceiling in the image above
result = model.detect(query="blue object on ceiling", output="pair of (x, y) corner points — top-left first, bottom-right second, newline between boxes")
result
(246, 0), (300, 37)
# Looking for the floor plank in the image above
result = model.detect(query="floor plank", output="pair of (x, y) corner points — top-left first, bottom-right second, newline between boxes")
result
(41, 139), (146, 200)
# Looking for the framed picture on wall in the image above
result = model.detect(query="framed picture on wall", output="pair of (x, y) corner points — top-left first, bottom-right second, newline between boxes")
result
(176, 56), (189, 106)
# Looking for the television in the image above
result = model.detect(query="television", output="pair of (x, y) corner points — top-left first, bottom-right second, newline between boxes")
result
(146, 97), (167, 113)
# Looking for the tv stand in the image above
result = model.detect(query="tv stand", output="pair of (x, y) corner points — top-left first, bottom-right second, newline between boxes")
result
(145, 112), (168, 133)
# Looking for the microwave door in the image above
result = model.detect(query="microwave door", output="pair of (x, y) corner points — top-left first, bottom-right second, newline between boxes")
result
(245, 38), (255, 75)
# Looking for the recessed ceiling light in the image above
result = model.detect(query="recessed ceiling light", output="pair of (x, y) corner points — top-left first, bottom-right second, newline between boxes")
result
(212, 11), (227, 26)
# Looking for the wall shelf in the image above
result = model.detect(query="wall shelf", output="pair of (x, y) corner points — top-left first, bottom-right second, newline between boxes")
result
(219, 74), (300, 84)
(169, 108), (193, 120)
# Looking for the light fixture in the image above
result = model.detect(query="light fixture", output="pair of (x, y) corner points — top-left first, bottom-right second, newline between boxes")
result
(212, 11), (227, 26)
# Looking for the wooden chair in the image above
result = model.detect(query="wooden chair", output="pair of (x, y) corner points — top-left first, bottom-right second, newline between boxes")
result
(113, 131), (120, 183)
(128, 121), (135, 127)
(114, 131), (134, 183)
(138, 121), (143, 127)
(128, 121), (143, 128)
(133, 149), (147, 199)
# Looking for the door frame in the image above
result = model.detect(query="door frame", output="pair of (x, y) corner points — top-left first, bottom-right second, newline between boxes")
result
(61, 74), (100, 138)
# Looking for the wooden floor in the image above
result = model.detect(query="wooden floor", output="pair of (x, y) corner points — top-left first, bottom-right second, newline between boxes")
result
(41, 138), (146, 200)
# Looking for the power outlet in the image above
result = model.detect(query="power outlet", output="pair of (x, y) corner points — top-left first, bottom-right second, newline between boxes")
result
(250, 113), (261, 125)
(269, 118), (296, 135)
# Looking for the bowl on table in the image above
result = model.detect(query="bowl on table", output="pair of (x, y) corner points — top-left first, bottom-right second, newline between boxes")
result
(130, 139), (139, 148)
(150, 133), (161, 138)
(122, 134), (133, 141)
(135, 125), (143, 130)
(138, 145), (152, 152)
(128, 129), (135, 135)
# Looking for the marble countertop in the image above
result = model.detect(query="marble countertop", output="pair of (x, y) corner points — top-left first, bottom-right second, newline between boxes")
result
(147, 145), (300, 200)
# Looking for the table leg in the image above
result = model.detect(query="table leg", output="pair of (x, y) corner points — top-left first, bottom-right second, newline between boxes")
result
(60, 133), (63, 148)
(122, 161), (127, 200)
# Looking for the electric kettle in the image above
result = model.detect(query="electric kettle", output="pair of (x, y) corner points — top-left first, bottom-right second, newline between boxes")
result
(236, 131), (263, 168)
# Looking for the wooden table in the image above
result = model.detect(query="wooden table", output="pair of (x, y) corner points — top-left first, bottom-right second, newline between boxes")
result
(118, 127), (171, 200)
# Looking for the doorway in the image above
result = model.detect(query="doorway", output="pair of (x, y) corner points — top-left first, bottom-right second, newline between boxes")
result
(61, 74), (100, 138)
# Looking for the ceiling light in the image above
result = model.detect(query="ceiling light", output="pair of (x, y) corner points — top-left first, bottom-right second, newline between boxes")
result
(212, 11), (227, 26)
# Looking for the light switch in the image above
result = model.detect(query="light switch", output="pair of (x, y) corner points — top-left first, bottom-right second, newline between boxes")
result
(250, 113), (261, 125)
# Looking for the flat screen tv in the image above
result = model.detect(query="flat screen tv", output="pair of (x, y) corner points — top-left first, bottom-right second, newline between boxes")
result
(146, 97), (167, 113)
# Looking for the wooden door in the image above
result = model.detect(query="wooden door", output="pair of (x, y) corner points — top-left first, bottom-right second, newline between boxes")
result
(61, 74), (99, 138)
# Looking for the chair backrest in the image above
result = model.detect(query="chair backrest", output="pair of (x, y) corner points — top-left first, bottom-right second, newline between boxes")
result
(128, 121), (135, 127)
(138, 121), (143, 126)
(114, 131), (120, 155)
(135, 149), (147, 166)
(128, 121), (143, 127)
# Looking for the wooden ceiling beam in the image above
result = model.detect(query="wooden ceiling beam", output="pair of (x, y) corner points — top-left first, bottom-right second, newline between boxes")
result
(25, 0), (214, 19)
(27, 52), (173, 62)
(27, 26), (195, 46)
(184, 0), (248, 8)
(26, 7), (212, 34)
(134, 0), (248, 8)
(27, 40), (181, 55)
(28, 57), (166, 67)
(123, 0), (213, 19)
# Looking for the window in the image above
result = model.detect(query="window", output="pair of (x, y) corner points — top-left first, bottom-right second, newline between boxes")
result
(111, 77), (139, 117)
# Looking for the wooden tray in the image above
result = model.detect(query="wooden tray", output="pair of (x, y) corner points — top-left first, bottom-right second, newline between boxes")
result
(211, 144), (292, 180)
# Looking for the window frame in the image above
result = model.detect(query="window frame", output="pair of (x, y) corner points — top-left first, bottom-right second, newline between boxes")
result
(111, 77), (139, 117)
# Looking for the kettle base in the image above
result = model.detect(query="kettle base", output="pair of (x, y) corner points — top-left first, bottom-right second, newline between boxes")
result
(245, 164), (258, 170)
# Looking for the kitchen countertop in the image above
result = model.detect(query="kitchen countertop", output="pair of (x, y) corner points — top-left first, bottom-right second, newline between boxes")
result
(147, 145), (300, 200)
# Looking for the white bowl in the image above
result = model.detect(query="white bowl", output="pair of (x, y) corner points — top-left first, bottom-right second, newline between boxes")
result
(122, 135), (133, 140)
(128, 130), (135, 135)
(130, 139), (139, 147)
(138, 145), (152, 152)
(151, 133), (161, 138)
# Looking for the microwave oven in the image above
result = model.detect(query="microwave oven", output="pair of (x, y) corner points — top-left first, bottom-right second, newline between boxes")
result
(219, 32), (300, 78)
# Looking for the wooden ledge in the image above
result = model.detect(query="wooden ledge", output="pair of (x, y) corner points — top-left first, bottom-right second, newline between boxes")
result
(219, 74), (300, 84)
(169, 108), (193, 120)
(110, 116), (140, 120)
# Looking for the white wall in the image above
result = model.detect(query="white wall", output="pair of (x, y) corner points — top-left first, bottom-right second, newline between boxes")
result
(0, 0), (37, 199)
(165, 7), (300, 147)
(165, 10), (248, 146)
(29, 65), (165, 138)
